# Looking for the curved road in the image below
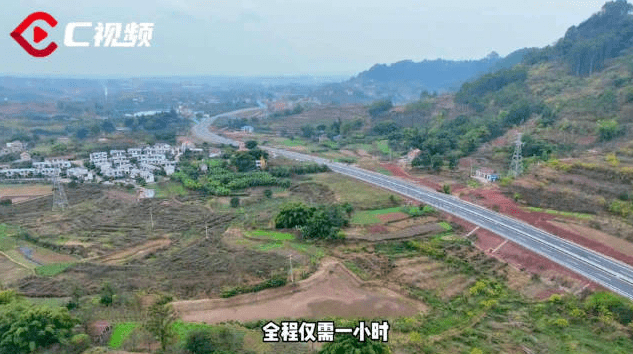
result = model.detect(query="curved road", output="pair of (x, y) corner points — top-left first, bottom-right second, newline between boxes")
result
(193, 109), (633, 301)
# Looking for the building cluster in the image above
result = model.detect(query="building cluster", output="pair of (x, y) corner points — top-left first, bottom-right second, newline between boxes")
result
(0, 141), (212, 185)
(0, 141), (25, 155)
(0, 157), (80, 179)
(89, 143), (178, 183)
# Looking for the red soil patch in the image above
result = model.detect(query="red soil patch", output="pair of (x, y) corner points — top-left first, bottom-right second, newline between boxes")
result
(377, 212), (409, 223)
(461, 187), (633, 266)
(494, 241), (598, 291)
(367, 224), (389, 234)
(380, 163), (441, 191)
(364, 161), (625, 294)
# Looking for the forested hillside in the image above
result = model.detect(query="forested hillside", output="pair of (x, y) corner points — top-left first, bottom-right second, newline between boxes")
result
(360, 0), (633, 235)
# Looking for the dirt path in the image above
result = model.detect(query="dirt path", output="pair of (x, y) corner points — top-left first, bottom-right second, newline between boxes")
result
(88, 239), (171, 264)
(0, 251), (35, 274)
(173, 259), (426, 324)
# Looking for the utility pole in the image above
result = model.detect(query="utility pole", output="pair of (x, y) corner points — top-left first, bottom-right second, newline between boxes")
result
(289, 254), (294, 284)
(469, 158), (473, 177)
(149, 207), (154, 234)
(509, 133), (523, 178)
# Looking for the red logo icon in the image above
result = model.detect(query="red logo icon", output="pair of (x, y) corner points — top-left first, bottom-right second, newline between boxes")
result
(10, 12), (58, 57)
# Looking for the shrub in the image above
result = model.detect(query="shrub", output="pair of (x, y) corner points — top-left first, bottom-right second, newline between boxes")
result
(548, 294), (563, 304)
(69, 334), (90, 353)
(499, 176), (513, 187)
(0, 289), (17, 304)
(597, 119), (624, 141)
(606, 153), (620, 167)
(230, 197), (240, 208)
(552, 318), (569, 328)
(263, 189), (273, 198)
(185, 330), (215, 354)
(100, 282), (115, 306)
(608, 200), (632, 217)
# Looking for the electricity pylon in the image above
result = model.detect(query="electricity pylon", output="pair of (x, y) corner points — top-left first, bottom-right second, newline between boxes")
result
(509, 133), (523, 178)
(52, 176), (69, 211)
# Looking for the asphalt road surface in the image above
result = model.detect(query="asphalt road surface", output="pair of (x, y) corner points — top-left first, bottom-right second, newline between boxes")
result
(192, 109), (633, 301)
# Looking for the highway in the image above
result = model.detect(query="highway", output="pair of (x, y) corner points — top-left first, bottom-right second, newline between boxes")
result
(192, 109), (633, 301)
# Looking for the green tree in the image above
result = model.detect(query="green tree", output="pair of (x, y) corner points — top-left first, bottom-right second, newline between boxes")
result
(264, 189), (273, 198)
(245, 140), (258, 149)
(51, 143), (68, 155)
(75, 127), (89, 139)
(90, 124), (101, 136)
(231, 151), (256, 172)
(185, 330), (215, 354)
(301, 125), (315, 138)
(319, 334), (391, 354)
(368, 99), (393, 117)
(302, 205), (349, 240)
(448, 153), (459, 170)
(100, 282), (115, 306)
(144, 303), (177, 351)
(442, 184), (451, 194)
(431, 154), (443, 172)
(412, 153), (432, 169)
(101, 121), (116, 133)
(275, 203), (315, 229)
(230, 197), (240, 208)
(0, 302), (75, 354)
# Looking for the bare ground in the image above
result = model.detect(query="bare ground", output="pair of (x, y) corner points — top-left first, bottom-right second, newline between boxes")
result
(91, 238), (172, 265)
(173, 259), (426, 324)
(0, 253), (33, 285)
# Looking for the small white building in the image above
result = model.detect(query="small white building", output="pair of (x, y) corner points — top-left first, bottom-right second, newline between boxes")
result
(209, 148), (222, 158)
(67, 167), (94, 181)
(475, 168), (500, 182)
(127, 148), (142, 157)
(46, 158), (72, 169)
(164, 165), (175, 176)
(140, 170), (155, 183)
(110, 150), (126, 159)
(90, 152), (108, 164)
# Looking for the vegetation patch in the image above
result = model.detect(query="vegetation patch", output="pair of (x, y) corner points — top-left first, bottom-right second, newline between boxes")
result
(108, 322), (139, 349)
(35, 262), (75, 277)
(256, 242), (284, 251)
(376, 140), (391, 154)
(525, 206), (594, 220)
(246, 230), (295, 241)
(221, 274), (287, 298)
(438, 221), (453, 232)
(351, 207), (406, 225)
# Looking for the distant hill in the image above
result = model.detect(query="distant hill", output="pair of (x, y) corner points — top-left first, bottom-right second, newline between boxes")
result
(353, 49), (530, 90)
(312, 49), (530, 104)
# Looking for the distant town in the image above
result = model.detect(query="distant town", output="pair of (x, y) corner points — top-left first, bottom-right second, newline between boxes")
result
(0, 141), (208, 186)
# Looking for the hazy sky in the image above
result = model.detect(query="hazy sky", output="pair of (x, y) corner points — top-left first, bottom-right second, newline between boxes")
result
(0, 0), (609, 77)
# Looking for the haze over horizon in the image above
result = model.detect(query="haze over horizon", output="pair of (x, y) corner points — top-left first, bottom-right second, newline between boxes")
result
(0, 0), (610, 77)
